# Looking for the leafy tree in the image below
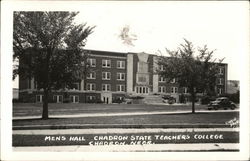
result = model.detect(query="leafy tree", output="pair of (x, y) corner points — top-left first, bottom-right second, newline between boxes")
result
(13, 11), (94, 119)
(158, 39), (223, 113)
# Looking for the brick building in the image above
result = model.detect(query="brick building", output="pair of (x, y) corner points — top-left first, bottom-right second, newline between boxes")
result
(19, 49), (228, 103)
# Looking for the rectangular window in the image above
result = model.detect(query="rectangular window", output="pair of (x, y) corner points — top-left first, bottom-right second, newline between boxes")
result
(87, 58), (96, 67)
(117, 85), (125, 92)
(102, 72), (111, 80)
(218, 88), (222, 94)
(138, 76), (147, 82)
(36, 95), (43, 103)
(70, 95), (79, 103)
(218, 78), (223, 85)
(53, 95), (63, 103)
(87, 96), (96, 101)
(117, 60), (125, 69)
(102, 59), (111, 68)
(87, 83), (96, 91)
(117, 73), (125, 81)
(183, 87), (188, 94)
(87, 71), (96, 79)
(219, 67), (224, 74)
(158, 86), (166, 93)
(102, 84), (111, 91)
(138, 62), (148, 73)
(159, 76), (166, 82)
(171, 87), (178, 93)
(159, 65), (164, 71)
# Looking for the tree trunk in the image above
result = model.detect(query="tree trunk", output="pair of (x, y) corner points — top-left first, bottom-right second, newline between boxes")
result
(42, 89), (49, 119)
(191, 92), (196, 114)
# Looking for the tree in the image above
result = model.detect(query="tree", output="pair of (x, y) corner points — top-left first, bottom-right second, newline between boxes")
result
(158, 39), (223, 113)
(13, 11), (95, 119)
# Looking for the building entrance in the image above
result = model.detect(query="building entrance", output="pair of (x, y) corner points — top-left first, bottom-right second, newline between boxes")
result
(135, 86), (149, 94)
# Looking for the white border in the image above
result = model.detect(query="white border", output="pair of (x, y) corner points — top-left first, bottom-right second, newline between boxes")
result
(1, 1), (249, 160)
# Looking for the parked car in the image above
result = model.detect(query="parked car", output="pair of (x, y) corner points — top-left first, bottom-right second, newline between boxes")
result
(162, 96), (176, 104)
(208, 97), (236, 110)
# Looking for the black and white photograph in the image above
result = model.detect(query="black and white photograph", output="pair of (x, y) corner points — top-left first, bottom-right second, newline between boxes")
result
(1, 1), (249, 161)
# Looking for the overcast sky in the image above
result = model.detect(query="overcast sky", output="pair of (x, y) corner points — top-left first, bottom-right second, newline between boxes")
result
(12, 1), (249, 88)
(74, 1), (248, 81)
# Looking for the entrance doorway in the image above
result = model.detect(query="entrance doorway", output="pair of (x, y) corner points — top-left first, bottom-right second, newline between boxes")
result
(135, 86), (149, 94)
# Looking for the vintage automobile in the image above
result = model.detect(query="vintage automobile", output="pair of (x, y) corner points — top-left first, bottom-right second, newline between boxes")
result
(208, 97), (236, 110)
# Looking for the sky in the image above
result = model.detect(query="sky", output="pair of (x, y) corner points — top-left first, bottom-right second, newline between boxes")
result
(12, 1), (249, 88)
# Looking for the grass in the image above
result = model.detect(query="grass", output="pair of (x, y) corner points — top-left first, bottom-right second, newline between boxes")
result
(13, 103), (216, 117)
(13, 111), (239, 126)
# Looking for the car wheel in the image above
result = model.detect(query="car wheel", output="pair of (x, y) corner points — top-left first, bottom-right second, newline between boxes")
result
(213, 106), (218, 110)
(224, 107), (228, 110)
(230, 105), (236, 110)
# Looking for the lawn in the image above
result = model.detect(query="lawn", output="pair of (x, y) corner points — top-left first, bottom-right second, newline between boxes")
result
(13, 103), (217, 117)
(13, 111), (239, 127)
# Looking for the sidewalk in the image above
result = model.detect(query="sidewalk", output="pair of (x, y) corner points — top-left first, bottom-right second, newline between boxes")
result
(13, 143), (239, 152)
(13, 127), (239, 135)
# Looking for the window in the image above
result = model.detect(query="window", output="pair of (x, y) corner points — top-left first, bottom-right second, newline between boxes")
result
(171, 87), (178, 93)
(138, 62), (148, 73)
(138, 76), (147, 82)
(218, 88), (222, 95)
(159, 65), (164, 71)
(102, 59), (111, 68)
(87, 96), (96, 101)
(219, 67), (224, 74)
(87, 83), (96, 91)
(117, 85), (125, 92)
(102, 84), (111, 91)
(87, 72), (96, 79)
(183, 87), (188, 94)
(158, 86), (166, 93)
(53, 95), (63, 103)
(70, 95), (79, 103)
(87, 58), (96, 67)
(36, 95), (43, 103)
(159, 76), (166, 82)
(218, 78), (223, 85)
(170, 78), (176, 83)
(117, 73), (125, 81)
(102, 72), (111, 80)
(117, 60), (125, 69)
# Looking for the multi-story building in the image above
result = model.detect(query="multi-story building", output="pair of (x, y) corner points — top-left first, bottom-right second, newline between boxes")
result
(19, 49), (228, 103)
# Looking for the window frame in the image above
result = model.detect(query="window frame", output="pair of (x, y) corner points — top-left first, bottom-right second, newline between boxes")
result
(88, 58), (96, 67)
(87, 71), (96, 79)
(87, 83), (96, 91)
(117, 84), (125, 92)
(117, 73), (125, 81)
(117, 60), (125, 69)
(102, 59), (111, 68)
(102, 72), (111, 80)
(102, 84), (111, 91)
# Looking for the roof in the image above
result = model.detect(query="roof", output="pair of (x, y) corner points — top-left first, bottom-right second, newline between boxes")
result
(85, 49), (127, 57)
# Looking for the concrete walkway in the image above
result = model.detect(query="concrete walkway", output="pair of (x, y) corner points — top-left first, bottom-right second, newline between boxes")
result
(13, 143), (239, 152)
(13, 127), (239, 135)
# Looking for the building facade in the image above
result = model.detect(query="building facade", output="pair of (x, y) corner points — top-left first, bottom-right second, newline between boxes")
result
(19, 49), (228, 103)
